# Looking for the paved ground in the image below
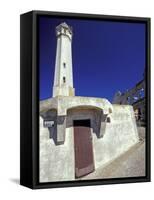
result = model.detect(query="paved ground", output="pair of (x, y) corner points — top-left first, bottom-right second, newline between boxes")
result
(80, 127), (145, 180)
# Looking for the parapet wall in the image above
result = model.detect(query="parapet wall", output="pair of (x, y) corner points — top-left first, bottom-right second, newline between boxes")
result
(93, 104), (139, 169)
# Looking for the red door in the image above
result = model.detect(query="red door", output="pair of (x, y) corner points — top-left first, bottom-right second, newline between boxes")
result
(74, 120), (95, 178)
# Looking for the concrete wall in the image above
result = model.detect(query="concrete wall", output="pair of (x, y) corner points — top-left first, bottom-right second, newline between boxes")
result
(93, 105), (139, 169)
(39, 117), (75, 182)
(39, 104), (139, 182)
(112, 79), (145, 105)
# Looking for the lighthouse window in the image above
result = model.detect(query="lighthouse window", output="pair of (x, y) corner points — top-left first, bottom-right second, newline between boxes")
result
(63, 77), (66, 83)
(63, 62), (66, 68)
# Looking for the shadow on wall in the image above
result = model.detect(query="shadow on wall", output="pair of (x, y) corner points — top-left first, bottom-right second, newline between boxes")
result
(41, 109), (57, 145)
(40, 107), (111, 145)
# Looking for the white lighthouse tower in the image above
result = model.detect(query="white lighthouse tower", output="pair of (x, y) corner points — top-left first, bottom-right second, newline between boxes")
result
(53, 22), (75, 97)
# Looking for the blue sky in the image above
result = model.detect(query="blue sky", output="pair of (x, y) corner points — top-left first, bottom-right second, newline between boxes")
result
(39, 16), (145, 101)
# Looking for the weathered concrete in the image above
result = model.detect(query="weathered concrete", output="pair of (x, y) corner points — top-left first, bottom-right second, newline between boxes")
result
(39, 117), (75, 182)
(53, 22), (75, 97)
(39, 100), (139, 182)
(80, 139), (145, 180)
(112, 79), (145, 123)
(40, 96), (113, 144)
(137, 127), (145, 140)
(92, 105), (139, 169)
(40, 96), (113, 115)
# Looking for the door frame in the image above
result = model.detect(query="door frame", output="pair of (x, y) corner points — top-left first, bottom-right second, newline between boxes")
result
(73, 119), (95, 178)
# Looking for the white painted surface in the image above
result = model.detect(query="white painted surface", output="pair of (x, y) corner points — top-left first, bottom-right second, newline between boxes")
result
(40, 96), (113, 115)
(39, 103), (139, 182)
(53, 23), (74, 97)
(39, 117), (75, 182)
(93, 105), (139, 169)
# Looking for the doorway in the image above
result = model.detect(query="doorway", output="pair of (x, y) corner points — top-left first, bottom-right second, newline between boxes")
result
(73, 119), (95, 178)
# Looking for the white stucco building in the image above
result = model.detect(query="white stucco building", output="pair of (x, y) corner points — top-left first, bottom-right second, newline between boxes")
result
(39, 22), (139, 182)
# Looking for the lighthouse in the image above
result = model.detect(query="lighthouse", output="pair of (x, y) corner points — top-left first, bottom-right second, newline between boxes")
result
(39, 22), (139, 182)
(53, 22), (75, 97)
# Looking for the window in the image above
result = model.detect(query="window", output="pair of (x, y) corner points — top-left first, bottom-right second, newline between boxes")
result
(63, 62), (66, 68)
(106, 117), (111, 123)
(63, 77), (66, 83)
(139, 88), (144, 98)
(127, 96), (131, 104)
